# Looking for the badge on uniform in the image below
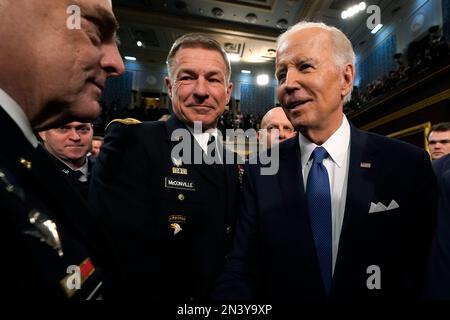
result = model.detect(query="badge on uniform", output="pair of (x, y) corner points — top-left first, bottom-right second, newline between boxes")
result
(172, 167), (188, 175)
(24, 210), (64, 257)
(165, 177), (196, 191)
(169, 215), (186, 235)
(171, 156), (183, 167)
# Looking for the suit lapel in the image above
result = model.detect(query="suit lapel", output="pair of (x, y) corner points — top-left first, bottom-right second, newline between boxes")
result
(333, 126), (378, 289)
(277, 137), (324, 291)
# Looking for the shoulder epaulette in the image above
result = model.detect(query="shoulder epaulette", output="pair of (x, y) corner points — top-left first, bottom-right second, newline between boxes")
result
(106, 118), (142, 130)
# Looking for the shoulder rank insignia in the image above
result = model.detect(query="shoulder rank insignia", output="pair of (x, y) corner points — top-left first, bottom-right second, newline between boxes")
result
(106, 118), (142, 130)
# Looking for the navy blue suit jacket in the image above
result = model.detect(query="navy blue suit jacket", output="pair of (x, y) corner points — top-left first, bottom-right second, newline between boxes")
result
(425, 154), (450, 299)
(214, 125), (437, 300)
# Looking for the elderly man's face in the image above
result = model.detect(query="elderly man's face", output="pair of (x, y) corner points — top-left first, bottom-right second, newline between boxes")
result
(39, 122), (93, 168)
(259, 108), (296, 147)
(276, 28), (353, 136)
(165, 47), (232, 130)
(4, 0), (124, 130)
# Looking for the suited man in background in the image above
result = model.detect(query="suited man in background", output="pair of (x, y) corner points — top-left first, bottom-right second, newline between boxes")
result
(0, 0), (124, 298)
(90, 33), (241, 299)
(214, 21), (437, 300)
(39, 122), (95, 200)
(428, 122), (450, 160)
(425, 153), (450, 299)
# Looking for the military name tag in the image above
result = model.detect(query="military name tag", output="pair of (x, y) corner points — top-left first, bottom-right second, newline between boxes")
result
(165, 177), (196, 191)
(172, 167), (188, 175)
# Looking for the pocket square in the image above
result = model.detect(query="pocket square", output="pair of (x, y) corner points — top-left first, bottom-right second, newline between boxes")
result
(369, 200), (400, 213)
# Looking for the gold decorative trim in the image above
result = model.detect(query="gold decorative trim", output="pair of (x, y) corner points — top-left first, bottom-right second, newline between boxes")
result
(386, 122), (431, 153)
(106, 118), (142, 130)
(361, 89), (450, 131)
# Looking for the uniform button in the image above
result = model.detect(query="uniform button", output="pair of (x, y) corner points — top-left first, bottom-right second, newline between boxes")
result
(178, 194), (185, 201)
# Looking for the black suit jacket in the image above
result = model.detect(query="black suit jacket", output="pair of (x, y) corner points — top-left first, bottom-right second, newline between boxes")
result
(214, 125), (437, 300)
(425, 154), (450, 299)
(0, 107), (111, 299)
(89, 116), (240, 299)
(432, 153), (450, 177)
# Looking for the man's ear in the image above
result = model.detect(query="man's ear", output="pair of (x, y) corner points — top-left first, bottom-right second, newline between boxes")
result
(37, 131), (46, 143)
(341, 63), (354, 98)
(226, 82), (233, 104)
(165, 77), (173, 99)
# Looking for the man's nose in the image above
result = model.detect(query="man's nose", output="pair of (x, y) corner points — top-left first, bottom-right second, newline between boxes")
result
(193, 78), (209, 99)
(68, 129), (81, 141)
(101, 42), (126, 77)
(284, 69), (301, 93)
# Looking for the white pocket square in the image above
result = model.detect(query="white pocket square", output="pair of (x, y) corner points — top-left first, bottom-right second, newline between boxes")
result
(369, 200), (400, 213)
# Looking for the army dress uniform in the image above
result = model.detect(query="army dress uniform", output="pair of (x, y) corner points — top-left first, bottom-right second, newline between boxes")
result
(89, 116), (241, 299)
(47, 152), (95, 201)
(0, 101), (111, 299)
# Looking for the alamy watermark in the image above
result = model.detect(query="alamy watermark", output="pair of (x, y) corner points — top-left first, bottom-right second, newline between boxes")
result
(171, 122), (280, 175)
(66, 5), (81, 30)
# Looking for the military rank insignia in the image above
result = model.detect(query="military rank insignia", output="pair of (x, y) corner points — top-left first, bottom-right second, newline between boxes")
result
(171, 156), (183, 167)
(172, 167), (188, 175)
(169, 215), (186, 235)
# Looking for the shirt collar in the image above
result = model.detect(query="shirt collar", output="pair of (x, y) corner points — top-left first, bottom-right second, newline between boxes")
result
(76, 158), (89, 179)
(0, 88), (39, 148)
(187, 126), (219, 151)
(299, 114), (350, 169)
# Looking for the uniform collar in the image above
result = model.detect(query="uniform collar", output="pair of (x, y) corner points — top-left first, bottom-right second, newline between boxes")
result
(0, 88), (39, 148)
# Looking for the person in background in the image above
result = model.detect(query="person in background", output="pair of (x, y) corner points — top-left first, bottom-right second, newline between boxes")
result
(428, 122), (450, 160)
(424, 153), (450, 299)
(91, 136), (104, 158)
(258, 106), (296, 148)
(39, 122), (94, 199)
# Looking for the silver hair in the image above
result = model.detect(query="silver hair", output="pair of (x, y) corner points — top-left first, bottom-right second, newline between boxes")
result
(166, 33), (231, 83)
(277, 21), (355, 104)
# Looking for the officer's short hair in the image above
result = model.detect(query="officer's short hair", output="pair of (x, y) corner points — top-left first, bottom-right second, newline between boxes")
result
(166, 33), (231, 83)
(429, 122), (450, 140)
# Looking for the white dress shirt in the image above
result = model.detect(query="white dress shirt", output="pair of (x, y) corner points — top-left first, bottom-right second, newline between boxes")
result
(188, 127), (221, 162)
(299, 115), (351, 273)
(0, 88), (38, 148)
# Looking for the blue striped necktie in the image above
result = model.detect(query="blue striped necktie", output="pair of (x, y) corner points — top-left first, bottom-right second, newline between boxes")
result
(306, 146), (332, 296)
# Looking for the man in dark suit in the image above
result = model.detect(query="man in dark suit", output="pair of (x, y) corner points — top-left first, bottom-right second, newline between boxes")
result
(425, 153), (450, 299)
(0, 0), (124, 299)
(89, 34), (241, 299)
(39, 122), (95, 200)
(213, 21), (437, 300)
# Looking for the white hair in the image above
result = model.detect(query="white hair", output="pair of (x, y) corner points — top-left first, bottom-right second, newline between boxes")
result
(277, 21), (355, 103)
